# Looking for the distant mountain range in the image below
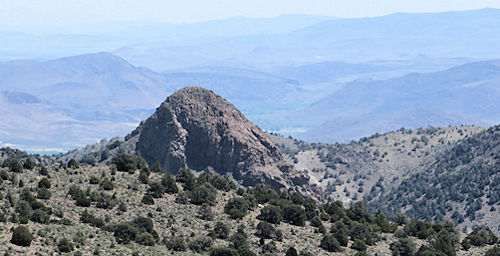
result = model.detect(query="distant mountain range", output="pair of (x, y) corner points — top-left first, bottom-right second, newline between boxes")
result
(0, 53), (307, 149)
(114, 8), (500, 70)
(1, 8), (500, 150)
(0, 52), (168, 121)
(0, 14), (333, 62)
(292, 60), (500, 142)
(0, 51), (499, 150)
(1, 9), (499, 71)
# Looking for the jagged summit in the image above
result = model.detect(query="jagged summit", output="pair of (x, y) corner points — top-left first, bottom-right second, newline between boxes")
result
(135, 87), (281, 173)
(131, 87), (310, 191)
(60, 87), (319, 197)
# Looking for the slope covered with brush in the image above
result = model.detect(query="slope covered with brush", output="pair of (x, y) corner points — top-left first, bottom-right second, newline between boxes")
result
(0, 153), (497, 255)
(272, 125), (499, 233)
(370, 125), (500, 231)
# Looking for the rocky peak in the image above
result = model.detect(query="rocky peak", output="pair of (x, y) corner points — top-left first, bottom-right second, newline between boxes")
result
(131, 87), (317, 195)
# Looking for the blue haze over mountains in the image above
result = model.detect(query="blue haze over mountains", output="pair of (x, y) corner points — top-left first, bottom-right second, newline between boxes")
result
(0, 8), (500, 151)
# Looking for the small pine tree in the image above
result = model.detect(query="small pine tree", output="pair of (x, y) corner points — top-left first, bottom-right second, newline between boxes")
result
(142, 194), (154, 205)
(10, 226), (33, 246)
(224, 197), (249, 219)
(162, 173), (178, 194)
(9, 159), (23, 173)
(282, 204), (306, 226)
(214, 221), (230, 239)
(136, 232), (155, 246)
(99, 178), (115, 190)
(257, 205), (282, 224)
(320, 235), (342, 252)
(23, 158), (35, 170)
(38, 178), (51, 188)
(255, 221), (276, 239)
(176, 168), (196, 191)
(230, 225), (249, 250)
(147, 182), (165, 198)
(30, 209), (50, 224)
(210, 247), (239, 256)
(150, 162), (163, 173)
(390, 238), (416, 256)
(394, 213), (409, 226)
(39, 166), (48, 175)
(37, 187), (52, 200)
(118, 202), (128, 212)
(461, 238), (471, 251)
(191, 183), (217, 205)
(166, 236), (186, 251)
(485, 247), (500, 256)
(139, 170), (150, 184)
(351, 239), (367, 251)
(57, 238), (74, 252)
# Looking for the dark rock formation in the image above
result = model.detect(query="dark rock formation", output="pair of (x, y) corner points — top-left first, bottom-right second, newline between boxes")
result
(58, 86), (323, 199)
(131, 87), (314, 193)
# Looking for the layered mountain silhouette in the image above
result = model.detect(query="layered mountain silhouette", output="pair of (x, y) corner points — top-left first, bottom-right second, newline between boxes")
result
(0, 52), (303, 149)
(292, 59), (500, 142)
(115, 8), (500, 70)
(0, 52), (168, 121)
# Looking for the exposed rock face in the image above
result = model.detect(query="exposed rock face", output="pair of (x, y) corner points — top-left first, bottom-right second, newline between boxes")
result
(57, 86), (323, 198)
(131, 87), (313, 193)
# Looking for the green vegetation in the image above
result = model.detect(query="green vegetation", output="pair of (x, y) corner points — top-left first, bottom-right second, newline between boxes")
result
(10, 226), (33, 246)
(105, 216), (158, 245)
(57, 238), (74, 252)
(320, 234), (342, 252)
(214, 221), (230, 239)
(282, 204), (306, 226)
(225, 197), (250, 219)
(23, 158), (35, 170)
(390, 238), (416, 256)
(8, 158), (23, 173)
(191, 183), (217, 205)
(0, 147), (497, 255)
(111, 154), (147, 173)
(257, 205), (282, 224)
(485, 246), (500, 256)
(465, 227), (498, 246)
(370, 126), (500, 226)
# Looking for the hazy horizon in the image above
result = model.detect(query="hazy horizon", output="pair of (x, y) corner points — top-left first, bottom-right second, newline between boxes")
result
(1, 0), (500, 32)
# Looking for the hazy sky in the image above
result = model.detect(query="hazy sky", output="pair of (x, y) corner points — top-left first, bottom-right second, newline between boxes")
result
(1, 0), (500, 26)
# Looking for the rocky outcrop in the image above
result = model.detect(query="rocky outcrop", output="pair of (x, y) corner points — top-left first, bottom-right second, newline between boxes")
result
(129, 87), (317, 194)
(58, 87), (323, 199)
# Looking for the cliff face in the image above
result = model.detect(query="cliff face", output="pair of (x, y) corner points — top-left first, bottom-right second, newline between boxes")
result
(131, 87), (315, 194)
